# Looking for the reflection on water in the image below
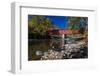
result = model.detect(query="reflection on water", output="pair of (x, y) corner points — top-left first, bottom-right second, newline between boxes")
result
(28, 39), (64, 60)
(28, 38), (88, 60)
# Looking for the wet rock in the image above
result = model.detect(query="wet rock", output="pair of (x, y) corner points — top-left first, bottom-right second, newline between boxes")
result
(41, 41), (88, 60)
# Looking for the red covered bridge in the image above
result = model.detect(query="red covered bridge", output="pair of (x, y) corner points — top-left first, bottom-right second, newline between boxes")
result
(48, 29), (80, 35)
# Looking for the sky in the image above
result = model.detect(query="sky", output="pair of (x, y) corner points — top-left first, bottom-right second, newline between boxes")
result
(28, 15), (69, 29)
(46, 16), (69, 29)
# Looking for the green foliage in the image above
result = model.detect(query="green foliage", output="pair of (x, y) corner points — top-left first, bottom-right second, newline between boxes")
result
(68, 17), (88, 31)
(28, 15), (52, 37)
(68, 25), (79, 30)
(68, 17), (80, 30)
(68, 17), (80, 26)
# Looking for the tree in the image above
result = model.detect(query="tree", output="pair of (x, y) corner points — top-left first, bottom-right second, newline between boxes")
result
(67, 17), (88, 32)
(68, 17), (80, 30)
(28, 15), (52, 39)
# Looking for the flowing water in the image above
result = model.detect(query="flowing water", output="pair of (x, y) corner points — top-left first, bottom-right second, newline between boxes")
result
(28, 38), (87, 60)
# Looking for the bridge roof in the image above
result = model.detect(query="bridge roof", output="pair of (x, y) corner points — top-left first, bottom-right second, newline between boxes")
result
(48, 29), (80, 35)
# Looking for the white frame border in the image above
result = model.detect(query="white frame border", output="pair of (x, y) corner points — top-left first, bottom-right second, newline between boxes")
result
(11, 2), (96, 74)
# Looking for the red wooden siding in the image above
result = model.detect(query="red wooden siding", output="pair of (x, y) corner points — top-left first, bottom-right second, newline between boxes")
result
(48, 29), (80, 35)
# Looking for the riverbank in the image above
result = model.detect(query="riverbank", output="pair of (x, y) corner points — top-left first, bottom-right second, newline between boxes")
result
(41, 41), (88, 60)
